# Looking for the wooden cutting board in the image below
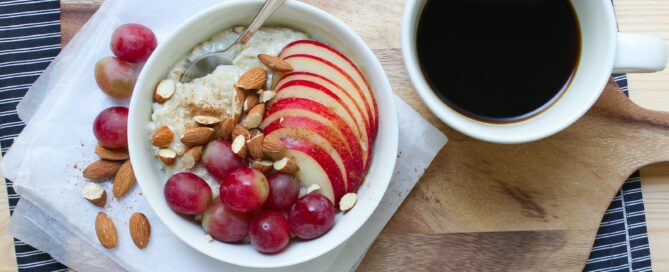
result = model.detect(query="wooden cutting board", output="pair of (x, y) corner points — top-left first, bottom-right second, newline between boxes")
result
(61, 1), (669, 271)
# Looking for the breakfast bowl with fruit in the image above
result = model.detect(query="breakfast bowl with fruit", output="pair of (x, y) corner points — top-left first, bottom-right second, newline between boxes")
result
(128, 0), (397, 268)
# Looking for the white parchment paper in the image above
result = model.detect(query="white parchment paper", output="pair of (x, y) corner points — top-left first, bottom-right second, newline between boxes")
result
(2, 1), (448, 271)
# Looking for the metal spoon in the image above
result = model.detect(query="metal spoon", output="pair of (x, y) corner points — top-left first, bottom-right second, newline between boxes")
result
(180, 0), (287, 83)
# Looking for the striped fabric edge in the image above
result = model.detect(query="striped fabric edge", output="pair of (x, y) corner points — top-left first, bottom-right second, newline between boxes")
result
(0, 0), (67, 271)
(584, 75), (652, 272)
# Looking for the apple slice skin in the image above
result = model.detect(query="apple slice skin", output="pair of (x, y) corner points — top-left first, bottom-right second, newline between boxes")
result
(278, 136), (346, 204)
(280, 40), (378, 134)
(272, 79), (372, 153)
(275, 71), (372, 136)
(261, 107), (368, 172)
(264, 118), (364, 193)
(284, 150), (335, 203)
(281, 54), (378, 138)
(264, 97), (370, 168)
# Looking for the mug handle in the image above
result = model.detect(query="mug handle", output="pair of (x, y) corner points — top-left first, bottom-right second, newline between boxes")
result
(613, 33), (667, 73)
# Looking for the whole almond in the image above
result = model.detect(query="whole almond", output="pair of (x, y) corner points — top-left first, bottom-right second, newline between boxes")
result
(236, 67), (267, 90)
(158, 149), (177, 165)
(83, 160), (122, 181)
(129, 212), (151, 249)
(113, 160), (135, 198)
(95, 145), (129, 161)
(152, 125), (173, 148)
(241, 103), (265, 129)
(249, 128), (262, 138)
(82, 182), (106, 207)
(262, 135), (287, 160)
(219, 117), (235, 140)
(252, 160), (273, 173)
(243, 93), (259, 112)
(273, 157), (299, 174)
(95, 212), (117, 249)
(193, 116), (221, 126)
(247, 133), (264, 160)
(232, 124), (250, 140)
(181, 127), (214, 146)
(182, 146), (203, 169)
(231, 135), (248, 159)
(258, 54), (293, 72)
(154, 79), (176, 103)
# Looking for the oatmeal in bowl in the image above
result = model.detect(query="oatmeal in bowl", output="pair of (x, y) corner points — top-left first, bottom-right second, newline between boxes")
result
(128, 0), (397, 267)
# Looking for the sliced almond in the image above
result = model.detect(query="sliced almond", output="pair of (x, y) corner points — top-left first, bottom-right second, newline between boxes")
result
(258, 54), (293, 72)
(258, 90), (276, 103)
(252, 160), (273, 173)
(273, 157), (299, 174)
(152, 125), (173, 148)
(129, 212), (151, 249)
(236, 67), (268, 90)
(95, 212), (117, 249)
(181, 127), (215, 146)
(193, 116), (221, 126)
(204, 234), (214, 243)
(219, 117), (235, 140)
(241, 103), (265, 129)
(83, 160), (122, 181)
(307, 184), (321, 194)
(232, 124), (250, 140)
(154, 79), (176, 103)
(95, 145), (129, 161)
(262, 135), (287, 160)
(233, 87), (245, 117)
(113, 160), (135, 199)
(82, 182), (106, 207)
(339, 193), (358, 211)
(243, 93), (259, 112)
(158, 149), (177, 165)
(247, 133), (264, 160)
(182, 146), (203, 169)
(231, 135), (248, 158)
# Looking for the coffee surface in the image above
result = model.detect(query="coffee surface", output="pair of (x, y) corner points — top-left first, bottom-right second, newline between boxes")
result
(417, 0), (581, 122)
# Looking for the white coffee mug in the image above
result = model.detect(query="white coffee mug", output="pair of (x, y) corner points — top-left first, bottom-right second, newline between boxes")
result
(402, 0), (667, 144)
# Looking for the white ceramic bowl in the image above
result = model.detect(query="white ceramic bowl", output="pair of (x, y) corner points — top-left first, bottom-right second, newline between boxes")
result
(128, 0), (398, 268)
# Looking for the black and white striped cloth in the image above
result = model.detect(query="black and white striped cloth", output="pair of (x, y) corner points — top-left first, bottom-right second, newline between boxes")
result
(0, 1), (655, 271)
(1, 0), (67, 271)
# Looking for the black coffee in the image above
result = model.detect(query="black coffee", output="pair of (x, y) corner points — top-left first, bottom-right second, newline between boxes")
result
(417, 0), (581, 122)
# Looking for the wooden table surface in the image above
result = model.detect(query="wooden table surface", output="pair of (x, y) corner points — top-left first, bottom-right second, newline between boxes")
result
(1, 0), (668, 271)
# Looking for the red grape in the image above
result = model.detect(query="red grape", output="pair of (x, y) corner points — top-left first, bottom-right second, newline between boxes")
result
(164, 172), (212, 215)
(202, 199), (250, 243)
(203, 140), (247, 183)
(288, 193), (335, 240)
(249, 211), (291, 253)
(93, 107), (128, 149)
(264, 173), (300, 211)
(110, 23), (157, 63)
(219, 168), (269, 213)
(94, 56), (137, 99)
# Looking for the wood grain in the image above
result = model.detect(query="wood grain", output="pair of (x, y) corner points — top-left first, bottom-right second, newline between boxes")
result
(49, 1), (669, 271)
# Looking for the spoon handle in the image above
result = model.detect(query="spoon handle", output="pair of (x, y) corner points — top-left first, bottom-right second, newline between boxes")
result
(237, 0), (287, 45)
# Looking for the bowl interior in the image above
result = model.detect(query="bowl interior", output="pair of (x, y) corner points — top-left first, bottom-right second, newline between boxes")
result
(129, 0), (398, 268)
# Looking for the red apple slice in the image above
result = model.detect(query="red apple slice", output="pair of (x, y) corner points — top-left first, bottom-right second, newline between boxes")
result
(261, 106), (367, 171)
(280, 40), (378, 134)
(264, 98), (370, 168)
(271, 79), (371, 155)
(264, 117), (364, 192)
(278, 137), (346, 204)
(266, 127), (349, 192)
(279, 54), (378, 139)
(275, 71), (372, 134)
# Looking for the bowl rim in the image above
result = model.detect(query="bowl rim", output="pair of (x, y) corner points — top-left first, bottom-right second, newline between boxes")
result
(128, 0), (398, 268)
